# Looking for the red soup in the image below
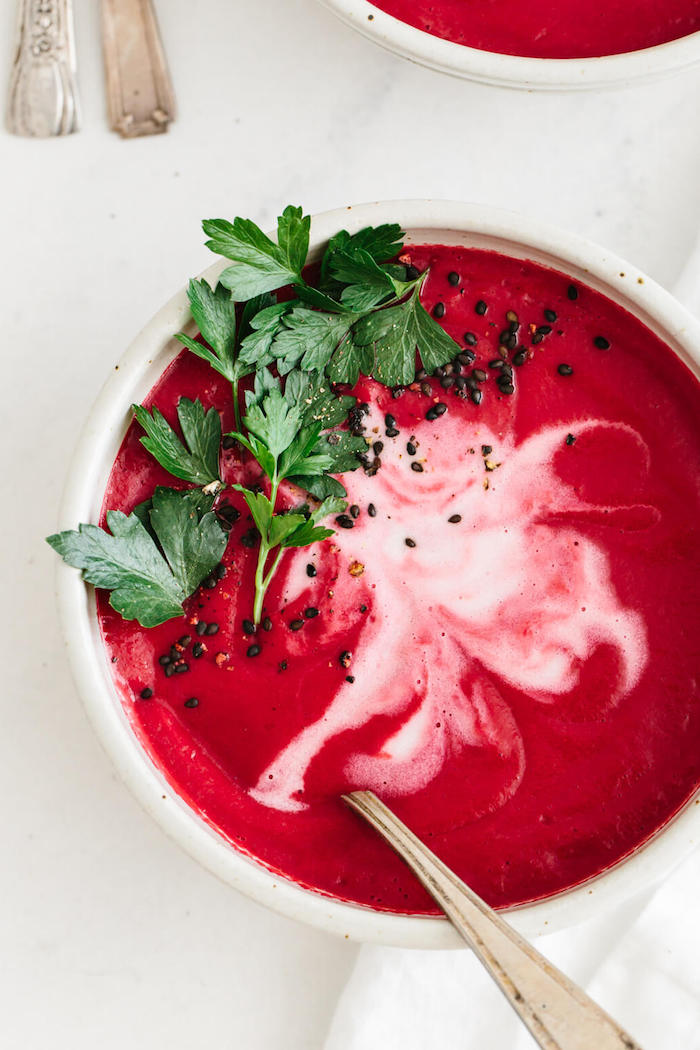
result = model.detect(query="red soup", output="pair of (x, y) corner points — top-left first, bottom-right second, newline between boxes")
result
(99, 245), (700, 914)
(369, 0), (700, 60)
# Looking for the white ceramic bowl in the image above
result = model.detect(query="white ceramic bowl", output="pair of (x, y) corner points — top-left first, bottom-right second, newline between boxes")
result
(320, 0), (700, 90)
(56, 200), (700, 948)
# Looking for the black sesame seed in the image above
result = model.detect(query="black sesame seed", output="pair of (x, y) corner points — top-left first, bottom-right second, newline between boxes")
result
(306, 563), (317, 577)
(416, 368), (427, 381)
(192, 642), (205, 658)
(184, 697), (199, 708)
(425, 407), (438, 421)
(262, 616), (272, 632)
(566, 433), (576, 446)
(174, 662), (189, 674)
(349, 504), (360, 519)
(345, 675), (355, 684)
(506, 310), (519, 324)
(242, 618), (256, 635)
(202, 576), (216, 589)
(372, 441), (383, 456)
(139, 687), (153, 700)
(420, 382), (432, 396)
(544, 309), (557, 323)
(405, 537), (417, 548)
(247, 644), (262, 658)
(222, 435), (237, 451)
(204, 623), (219, 636)
(498, 382), (515, 395)
(178, 635), (192, 648)
(336, 514), (354, 529)
(195, 621), (207, 636)
(464, 332), (477, 347)
(455, 375), (467, 391)
(391, 386), (404, 399)
(279, 660), (288, 671)
(304, 607), (319, 619)
(290, 619), (304, 631)
(368, 503), (377, 517)
(164, 664), (175, 678)
(384, 413), (396, 428)
(440, 376), (454, 389)
(385, 427), (399, 438)
(567, 284), (579, 300)
(433, 302), (445, 319)
(434, 402), (447, 416)
(339, 651), (352, 668)
(513, 350), (528, 367)
(406, 441), (416, 456)
(489, 359), (505, 369)
(470, 388), (482, 405)
(472, 369), (487, 383)
(536, 325), (552, 337)
(215, 563), (227, 580)
(405, 264), (420, 280)
(443, 362), (454, 375)
(475, 299), (487, 315)
(411, 461), (424, 472)
(593, 335), (610, 350)
(447, 271), (460, 286)
(557, 363), (574, 376)
(360, 604), (368, 613)
(448, 514), (462, 524)
(532, 333), (544, 345)
(158, 653), (172, 666)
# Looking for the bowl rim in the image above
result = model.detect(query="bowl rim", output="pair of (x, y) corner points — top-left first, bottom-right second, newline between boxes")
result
(55, 198), (700, 949)
(318, 0), (700, 89)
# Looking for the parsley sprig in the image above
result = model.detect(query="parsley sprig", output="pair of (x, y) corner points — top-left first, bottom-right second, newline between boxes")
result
(49, 205), (461, 631)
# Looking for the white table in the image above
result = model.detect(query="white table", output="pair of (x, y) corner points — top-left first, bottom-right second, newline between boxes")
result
(2, 2), (699, 1046)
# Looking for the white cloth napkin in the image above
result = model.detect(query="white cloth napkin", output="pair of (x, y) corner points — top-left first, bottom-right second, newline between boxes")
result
(324, 849), (700, 1050)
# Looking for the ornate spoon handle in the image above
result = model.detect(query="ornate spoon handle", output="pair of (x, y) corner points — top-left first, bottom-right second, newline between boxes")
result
(7, 0), (80, 137)
(101, 0), (175, 138)
(344, 791), (642, 1050)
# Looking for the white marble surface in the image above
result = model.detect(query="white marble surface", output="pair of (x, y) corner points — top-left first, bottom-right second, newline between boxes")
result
(1, 2), (699, 1047)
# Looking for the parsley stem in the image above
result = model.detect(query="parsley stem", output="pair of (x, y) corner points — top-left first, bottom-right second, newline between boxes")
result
(232, 380), (242, 433)
(252, 474), (281, 624)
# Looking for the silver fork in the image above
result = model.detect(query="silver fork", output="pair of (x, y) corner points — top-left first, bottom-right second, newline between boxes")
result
(7, 0), (80, 137)
(345, 791), (642, 1050)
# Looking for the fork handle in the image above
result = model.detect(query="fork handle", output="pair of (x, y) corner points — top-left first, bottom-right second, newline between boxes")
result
(7, 0), (80, 136)
(344, 791), (642, 1050)
(101, 0), (175, 138)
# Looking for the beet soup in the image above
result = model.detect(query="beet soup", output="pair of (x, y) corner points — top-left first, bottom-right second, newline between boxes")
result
(97, 245), (700, 915)
(369, 0), (700, 60)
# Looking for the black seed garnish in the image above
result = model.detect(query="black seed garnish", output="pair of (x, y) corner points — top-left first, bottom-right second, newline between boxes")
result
(279, 660), (288, 671)
(242, 618), (256, 635)
(489, 359), (504, 369)
(433, 302), (445, 318)
(195, 621), (207, 636)
(158, 654), (172, 665)
(544, 309), (557, 323)
(472, 369), (487, 383)
(464, 332), (477, 346)
(215, 563), (227, 580)
(339, 651), (352, 668)
(411, 461), (424, 472)
(360, 605), (368, 613)
(391, 386), (404, 399)
(345, 675), (355, 684)
(594, 335), (610, 350)
(565, 433), (576, 446)
(202, 576), (216, 589)
(416, 369), (427, 380)
(567, 284), (579, 300)
(306, 563), (317, 577)
(262, 616), (272, 632)
(367, 503), (377, 519)
(440, 376), (454, 389)
(434, 402), (447, 416)
(241, 528), (258, 548)
(475, 299), (487, 315)
(174, 662), (189, 674)
(139, 687), (153, 700)
(336, 514), (354, 529)
(406, 441), (416, 456)
(164, 664), (175, 678)
(384, 413), (396, 428)
(557, 363), (574, 376)
(425, 407), (438, 421)
(470, 388), (482, 405)
(506, 310), (519, 324)
(247, 644), (262, 658)
(447, 271), (460, 286)
(481, 444), (492, 455)
(536, 325), (552, 336)
(385, 427), (399, 438)
(448, 514), (462, 524)
(223, 435), (239, 451)
(290, 619), (304, 631)
(498, 382), (515, 395)
(420, 382), (432, 396)
(184, 697), (199, 708)
(192, 642), (205, 658)
(204, 623), (219, 636)
(532, 333), (544, 345)
(372, 441), (383, 456)
(178, 635), (191, 648)
(405, 537), (417, 548)
(406, 264), (420, 280)
(304, 607), (319, 619)
(513, 349), (528, 366)
(349, 504), (360, 519)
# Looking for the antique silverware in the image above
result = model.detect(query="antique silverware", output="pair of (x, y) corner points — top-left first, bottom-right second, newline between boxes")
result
(7, 0), (80, 137)
(101, 0), (175, 138)
(344, 790), (642, 1050)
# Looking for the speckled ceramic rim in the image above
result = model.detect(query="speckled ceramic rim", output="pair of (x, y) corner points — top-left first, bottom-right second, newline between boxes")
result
(56, 200), (700, 948)
(319, 0), (700, 90)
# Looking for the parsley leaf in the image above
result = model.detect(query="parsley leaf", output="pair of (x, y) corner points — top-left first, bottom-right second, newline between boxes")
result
(271, 308), (356, 374)
(132, 398), (222, 488)
(204, 205), (310, 300)
(47, 487), (227, 627)
(174, 279), (243, 382)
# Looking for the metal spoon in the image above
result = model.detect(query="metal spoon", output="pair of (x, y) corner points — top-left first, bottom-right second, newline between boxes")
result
(101, 0), (175, 137)
(344, 791), (641, 1050)
(7, 0), (80, 137)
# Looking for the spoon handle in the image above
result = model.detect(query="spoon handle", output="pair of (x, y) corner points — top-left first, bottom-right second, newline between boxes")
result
(101, 0), (175, 137)
(344, 791), (642, 1050)
(7, 0), (80, 136)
